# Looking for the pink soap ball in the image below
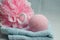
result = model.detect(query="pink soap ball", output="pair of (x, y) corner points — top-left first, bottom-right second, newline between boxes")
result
(28, 14), (48, 32)
(0, 0), (34, 28)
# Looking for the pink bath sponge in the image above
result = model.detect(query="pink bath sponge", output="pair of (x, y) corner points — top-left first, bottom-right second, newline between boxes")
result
(0, 0), (34, 28)
(28, 14), (48, 32)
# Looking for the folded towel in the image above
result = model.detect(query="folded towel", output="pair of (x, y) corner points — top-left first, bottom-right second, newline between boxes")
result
(8, 35), (53, 40)
(1, 26), (52, 37)
(0, 23), (53, 40)
(1, 27), (53, 40)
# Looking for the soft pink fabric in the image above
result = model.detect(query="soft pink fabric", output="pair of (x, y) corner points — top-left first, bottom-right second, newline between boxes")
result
(0, 0), (34, 28)
(28, 14), (48, 32)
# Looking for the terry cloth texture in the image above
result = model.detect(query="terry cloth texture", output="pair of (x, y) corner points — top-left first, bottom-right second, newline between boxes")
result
(1, 26), (53, 40)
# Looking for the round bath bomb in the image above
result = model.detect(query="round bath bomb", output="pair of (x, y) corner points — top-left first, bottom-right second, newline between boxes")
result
(28, 14), (48, 32)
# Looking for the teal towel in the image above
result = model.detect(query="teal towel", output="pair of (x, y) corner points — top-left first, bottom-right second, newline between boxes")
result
(8, 35), (53, 40)
(1, 26), (53, 40)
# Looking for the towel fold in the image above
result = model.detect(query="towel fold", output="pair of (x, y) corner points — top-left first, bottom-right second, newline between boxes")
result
(1, 27), (52, 37)
(8, 35), (53, 40)
(0, 23), (53, 40)
(0, 24), (53, 40)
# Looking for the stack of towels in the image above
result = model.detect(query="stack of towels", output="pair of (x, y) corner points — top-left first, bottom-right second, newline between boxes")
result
(0, 24), (53, 40)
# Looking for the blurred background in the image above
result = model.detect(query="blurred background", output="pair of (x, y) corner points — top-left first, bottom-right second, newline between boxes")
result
(28, 0), (60, 40)
(0, 0), (60, 40)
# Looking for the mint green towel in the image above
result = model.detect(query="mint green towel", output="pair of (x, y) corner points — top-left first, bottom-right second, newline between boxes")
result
(1, 26), (53, 40)
(8, 35), (53, 40)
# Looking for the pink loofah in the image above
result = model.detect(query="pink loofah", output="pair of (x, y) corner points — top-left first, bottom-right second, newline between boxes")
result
(28, 14), (48, 32)
(0, 0), (34, 28)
